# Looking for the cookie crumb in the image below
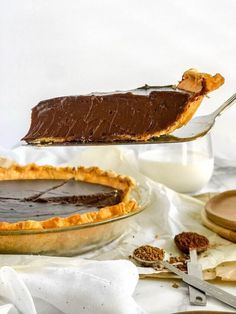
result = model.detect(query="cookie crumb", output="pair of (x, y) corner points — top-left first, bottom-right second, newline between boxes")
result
(172, 282), (179, 289)
(169, 255), (189, 272)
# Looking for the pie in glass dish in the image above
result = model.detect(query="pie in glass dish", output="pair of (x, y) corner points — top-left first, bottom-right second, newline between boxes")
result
(0, 163), (137, 231)
(0, 162), (140, 255)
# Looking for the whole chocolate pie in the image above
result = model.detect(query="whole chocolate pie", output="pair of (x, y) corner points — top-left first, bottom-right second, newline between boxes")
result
(22, 69), (224, 144)
(0, 163), (137, 230)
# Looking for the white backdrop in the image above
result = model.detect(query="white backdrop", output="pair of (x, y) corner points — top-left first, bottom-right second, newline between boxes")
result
(0, 0), (236, 158)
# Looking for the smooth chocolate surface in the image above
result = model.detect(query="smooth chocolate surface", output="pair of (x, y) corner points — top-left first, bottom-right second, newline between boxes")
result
(34, 180), (122, 206)
(0, 199), (100, 222)
(22, 86), (193, 143)
(0, 180), (65, 200)
(0, 179), (122, 222)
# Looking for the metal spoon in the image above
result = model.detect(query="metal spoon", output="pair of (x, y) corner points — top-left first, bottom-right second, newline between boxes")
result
(132, 253), (165, 268)
(25, 93), (236, 146)
(133, 251), (206, 306)
(133, 254), (236, 310)
(162, 261), (236, 310)
(187, 249), (207, 306)
(174, 232), (209, 306)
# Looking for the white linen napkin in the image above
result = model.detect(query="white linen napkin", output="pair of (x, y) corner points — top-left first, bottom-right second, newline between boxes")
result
(0, 259), (145, 314)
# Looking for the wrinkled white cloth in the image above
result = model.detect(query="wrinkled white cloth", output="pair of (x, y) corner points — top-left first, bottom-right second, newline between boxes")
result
(0, 259), (144, 314)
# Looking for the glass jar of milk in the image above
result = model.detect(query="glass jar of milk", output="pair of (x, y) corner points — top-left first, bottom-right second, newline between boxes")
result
(138, 134), (214, 194)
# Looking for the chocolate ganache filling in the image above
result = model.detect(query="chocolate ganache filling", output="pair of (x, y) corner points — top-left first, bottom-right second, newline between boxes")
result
(0, 180), (122, 222)
(0, 180), (65, 200)
(22, 86), (194, 144)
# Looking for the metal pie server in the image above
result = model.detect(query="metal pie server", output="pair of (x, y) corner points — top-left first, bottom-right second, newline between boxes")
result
(162, 260), (236, 310)
(24, 92), (236, 146)
(187, 249), (207, 305)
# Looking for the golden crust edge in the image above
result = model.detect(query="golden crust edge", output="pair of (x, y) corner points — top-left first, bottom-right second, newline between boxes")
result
(177, 68), (225, 94)
(0, 199), (137, 231)
(0, 163), (135, 195)
(0, 163), (138, 230)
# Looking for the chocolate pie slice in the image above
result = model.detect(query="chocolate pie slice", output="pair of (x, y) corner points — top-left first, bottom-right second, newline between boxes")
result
(22, 69), (224, 144)
(0, 164), (137, 230)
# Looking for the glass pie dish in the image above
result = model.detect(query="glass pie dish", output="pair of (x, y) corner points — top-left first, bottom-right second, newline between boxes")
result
(0, 183), (150, 256)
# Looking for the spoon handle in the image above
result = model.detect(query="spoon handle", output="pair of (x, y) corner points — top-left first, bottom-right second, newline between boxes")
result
(162, 261), (236, 309)
(187, 249), (207, 305)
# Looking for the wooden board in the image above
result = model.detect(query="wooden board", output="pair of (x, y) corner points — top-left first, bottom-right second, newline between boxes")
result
(205, 190), (236, 231)
(201, 208), (236, 243)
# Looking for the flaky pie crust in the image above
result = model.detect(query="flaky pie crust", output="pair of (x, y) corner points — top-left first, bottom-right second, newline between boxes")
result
(0, 163), (138, 231)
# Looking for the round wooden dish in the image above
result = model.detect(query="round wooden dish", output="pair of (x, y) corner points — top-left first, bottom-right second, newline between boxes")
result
(201, 208), (236, 243)
(205, 190), (236, 231)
